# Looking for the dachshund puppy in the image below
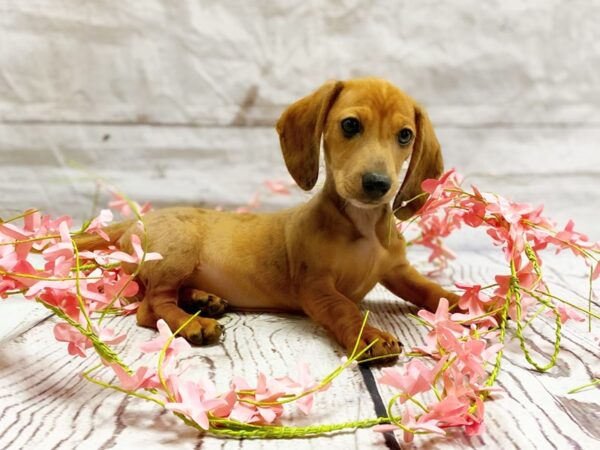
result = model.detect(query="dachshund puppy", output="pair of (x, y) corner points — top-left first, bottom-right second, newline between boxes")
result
(76, 78), (458, 361)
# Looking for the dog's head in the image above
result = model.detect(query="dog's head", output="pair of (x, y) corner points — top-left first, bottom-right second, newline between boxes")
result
(276, 78), (443, 219)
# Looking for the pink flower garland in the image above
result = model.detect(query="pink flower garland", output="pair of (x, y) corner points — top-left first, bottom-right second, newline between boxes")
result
(403, 169), (598, 322)
(0, 173), (598, 443)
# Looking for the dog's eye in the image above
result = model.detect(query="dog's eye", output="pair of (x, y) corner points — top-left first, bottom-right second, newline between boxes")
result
(397, 128), (413, 146)
(341, 117), (361, 137)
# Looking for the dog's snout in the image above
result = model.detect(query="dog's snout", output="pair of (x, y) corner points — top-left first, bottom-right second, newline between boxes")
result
(362, 172), (391, 199)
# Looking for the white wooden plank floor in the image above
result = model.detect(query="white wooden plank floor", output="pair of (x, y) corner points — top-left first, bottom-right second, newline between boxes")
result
(1, 250), (598, 450)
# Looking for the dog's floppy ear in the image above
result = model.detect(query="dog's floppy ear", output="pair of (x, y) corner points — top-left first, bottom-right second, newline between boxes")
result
(276, 81), (344, 190)
(393, 103), (443, 220)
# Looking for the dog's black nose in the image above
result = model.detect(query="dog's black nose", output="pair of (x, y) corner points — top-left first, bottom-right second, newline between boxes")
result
(362, 172), (391, 199)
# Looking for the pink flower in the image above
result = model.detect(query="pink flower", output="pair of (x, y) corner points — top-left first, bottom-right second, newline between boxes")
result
(228, 402), (258, 423)
(230, 373), (287, 424)
(417, 299), (465, 354)
(141, 354), (185, 396)
(110, 364), (159, 391)
(0, 245), (18, 272)
(36, 286), (80, 320)
(451, 284), (497, 327)
(548, 303), (586, 324)
(197, 381), (236, 419)
(0, 278), (16, 298)
(26, 279), (75, 299)
(97, 326), (127, 345)
(42, 221), (75, 276)
(108, 191), (152, 217)
(139, 319), (191, 358)
(53, 323), (90, 357)
(53, 323), (126, 357)
(420, 395), (471, 427)
(495, 264), (537, 295)
(165, 379), (226, 430)
(415, 326), (463, 357)
(101, 273), (140, 305)
(265, 180), (291, 195)
(85, 209), (113, 241)
(494, 264), (538, 320)
(486, 226), (512, 257)
(9, 260), (40, 288)
(0, 222), (31, 240)
(276, 362), (326, 415)
(421, 169), (463, 198)
(378, 360), (436, 402)
(121, 301), (140, 315)
(455, 339), (488, 380)
(546, 220), (597, 257)
(0, 211), (73, 259)
(107, 233), (162, 264)
(463, 396), (486, 436)
(454, 191), (488, 228)
(78, 249), (112, 266)
(373, 406), (445, 443)
(486, 197), (535, 224)
(455, 283), (493, 313)
(36, 215), (74, 250)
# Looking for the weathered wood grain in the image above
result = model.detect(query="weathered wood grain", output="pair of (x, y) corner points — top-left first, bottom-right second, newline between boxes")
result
(0, 255), (52, 344)
(0, 308), (387, 449)
(1, 250), (598, 449)
(0, 299), (50, 344)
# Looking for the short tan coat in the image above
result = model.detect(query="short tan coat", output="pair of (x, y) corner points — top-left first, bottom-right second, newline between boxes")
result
(76, 78), (458, 361)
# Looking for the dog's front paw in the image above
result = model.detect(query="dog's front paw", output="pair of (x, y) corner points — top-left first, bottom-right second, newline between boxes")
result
(179, 288), (229, 318)
(348, 326), (402, 365)
(181, 317), (224, 346)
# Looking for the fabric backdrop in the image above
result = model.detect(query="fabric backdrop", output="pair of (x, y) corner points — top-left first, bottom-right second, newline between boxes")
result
(1, 0), (598, 240)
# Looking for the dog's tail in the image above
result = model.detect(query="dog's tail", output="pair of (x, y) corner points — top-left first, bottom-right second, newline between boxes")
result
(74, 220), (135, 251)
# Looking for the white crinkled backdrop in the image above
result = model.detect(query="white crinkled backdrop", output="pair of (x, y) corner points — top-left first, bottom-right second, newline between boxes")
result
(0, 0), (599, 237)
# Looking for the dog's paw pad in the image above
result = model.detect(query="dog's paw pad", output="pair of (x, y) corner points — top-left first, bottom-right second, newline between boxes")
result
(350, 327), (402, 365)
(182, 318), (223, 346)
(179, 289), (229, 318)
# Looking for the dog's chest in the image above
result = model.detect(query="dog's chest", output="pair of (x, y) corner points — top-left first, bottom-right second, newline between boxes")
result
(332, 206), (391, 299)
(335, 235), (388, 301)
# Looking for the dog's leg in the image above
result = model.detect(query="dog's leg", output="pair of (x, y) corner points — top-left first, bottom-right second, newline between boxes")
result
(382, 263), (459, 312)
(140, 286), (223, 345)
(301, 292), (402, 362)
(178, 288), (228, 318)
